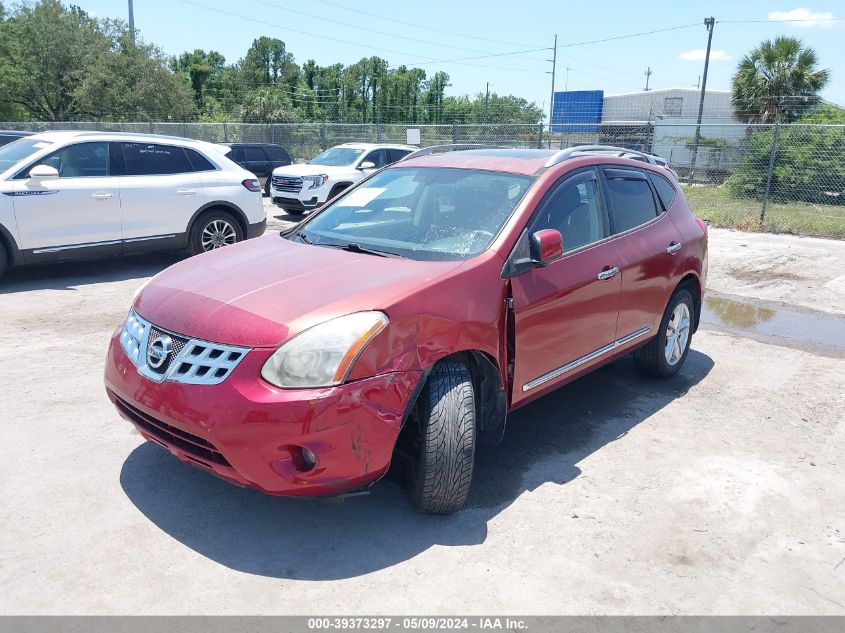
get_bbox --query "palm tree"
[731,36,830,123]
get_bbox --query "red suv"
[105,145,707,514]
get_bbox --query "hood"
[272,163,356,177]
[134,234,462,348]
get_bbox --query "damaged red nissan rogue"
[104,145,707,514]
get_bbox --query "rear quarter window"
[648,172,677,211]
[184,148,217,172]
[264,145,291,162]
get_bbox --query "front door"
[510,168,622,406]
[8,141,122,259]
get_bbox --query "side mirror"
[28,164,59,182]
[529,229,563,266]
[358,161,376,170]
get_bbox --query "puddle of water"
[700,293,845,356]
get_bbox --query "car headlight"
[303,174,329,190]
[261,311,388,388]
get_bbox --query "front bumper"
[269,182,332,210]
[104,331,422,496]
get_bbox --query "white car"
[269,143,416,214]
[0,131,266,279]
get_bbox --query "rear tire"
[0,240,7,279]
[408,360,476,514]
[634,288,694,378]
[188,210,243,256]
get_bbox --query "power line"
[558,23,701,48]
[174,0,546,74]
[309,0,539,49]
[246,0,550,61]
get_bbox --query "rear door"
[600,166,685,342]
[8,141,122,257]
[510,168,622,405]
[116,142,207,242]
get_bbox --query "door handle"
[90,192,113,200]
[176,189,197,196]
[666,242,682,254]
[597,266,620,281]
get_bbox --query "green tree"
[0,0,106,120]
[172,49,226,109]
[731,36,830,123]
[240,87,297,123]
[74,24,196,121]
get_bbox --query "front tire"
[408,360,476,514]
[634,288,694,378]
[188,211,243,256]
[283,207,305,216]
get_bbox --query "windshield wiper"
[324,242,405,258]
[288,230,312,244]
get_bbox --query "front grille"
[145,326,188,376]
[120,311,249,385]
[115,397,231,467]
[272,175,303,193]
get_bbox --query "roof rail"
[400,143,508,162]
[544,145,664,168]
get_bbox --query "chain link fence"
[3,120,844,238]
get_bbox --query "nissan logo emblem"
[147,335,173,370]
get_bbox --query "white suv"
[0,131,266,278]
[269,143,415,215]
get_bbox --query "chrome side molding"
[522,325,653,392]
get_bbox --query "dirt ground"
[1,204,843,615]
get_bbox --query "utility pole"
[688,16,715,185]
[643,67,652,91]
[128,0,135,43]
[484,82,490,123]
[547,34,557,134]
[564,67,571,92]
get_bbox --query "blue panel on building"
[551,90,604,132]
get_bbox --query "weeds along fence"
[4,120,844,238]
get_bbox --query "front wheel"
[188,211,243,256]
[408,360,476,514]
[633,288,694,378]
[0,240,7,279]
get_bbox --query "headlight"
[261,311,388,388]
[303,174,329,189]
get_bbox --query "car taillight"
[242,179,261,192]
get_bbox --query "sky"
[68,0,844,111]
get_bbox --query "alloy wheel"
[201,219,238,251]
[664,302,691,366]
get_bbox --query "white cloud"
[678,49,731,62]
[769,8,838,28]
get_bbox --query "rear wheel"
[408,360,476,514]
[634,288,694,378]
[188,211,243,256]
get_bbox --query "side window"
[387,149,411,164]
[603,168,659,234]
[363,149,388,168]
[244,146,266,162]
[34,142,109,178]
[648,172,676,212]
[264,145,290,162]
[228,146,244,162]
[184,148,217,172]
[531,172,605,253]
[121,143,192,176]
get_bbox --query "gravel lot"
[1,203,843,615]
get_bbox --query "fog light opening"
[298,446,318,471]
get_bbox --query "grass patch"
[683,186,845,240]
